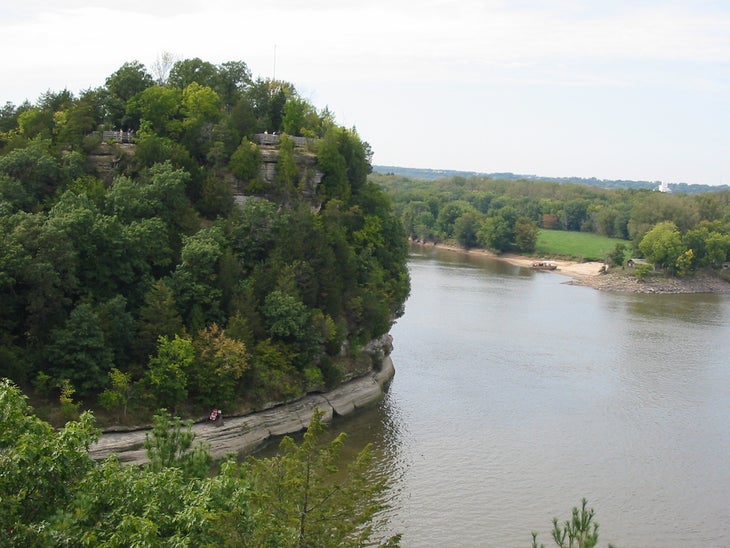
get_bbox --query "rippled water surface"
[318,247,730,547]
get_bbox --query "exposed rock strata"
[89,352,395,465]
[86,143,135,182]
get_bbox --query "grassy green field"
[535,229,628,261]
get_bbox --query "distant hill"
[372,165,730,194]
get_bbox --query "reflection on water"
[261,246,730,547]
[621,292,726,325]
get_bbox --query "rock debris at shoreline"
[567,270,730,294]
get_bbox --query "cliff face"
[87,133,324,204]
[254,134,323,205]
[86,143,135,182]
[257,146,322,200]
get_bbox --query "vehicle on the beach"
[531,261,558,270]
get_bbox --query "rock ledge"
[89,349,395,465]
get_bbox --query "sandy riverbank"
[426,243,605,278]
[422,242,730,294]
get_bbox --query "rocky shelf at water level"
[89,343,395,465]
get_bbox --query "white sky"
[2,0,729,185]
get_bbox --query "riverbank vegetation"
[371,172,730,278]
[0,58,410,426]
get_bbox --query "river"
[265,245,730,547]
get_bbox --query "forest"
[0,56,678,545]
[371,172,730,275]
[0,57,410,425]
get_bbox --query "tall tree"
[136,279,184,362]
[143,335,194,412]
[127,85,182,137]
[247,408,400,547]
[216,60,252,108]
[168,58,218,90]
[190,324,249,407]
[638,221,685,271]
[47,302,114,397]
[150,51,176,85]
[454,211,483,249]
[104,60,154,128]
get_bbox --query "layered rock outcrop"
[90,339,395,465]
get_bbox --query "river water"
[270,246,730,547]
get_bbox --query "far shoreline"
[412,241,730,295]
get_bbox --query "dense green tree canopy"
[0,57,410,422]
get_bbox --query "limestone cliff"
[86,142,135,183]
[251,133,323,205]
[89,335,395,465]
[86,132,323,204]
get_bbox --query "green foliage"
[229,136,261,183]
[0,379,99,545]
[104,60,155,127]
[0,139,61,208]
[276,133,299,199]
[98,367,132,421]
[47,302,114,398]
[180,82,221,158]
[263,289,310,341]
[0,55,412,540]
[135,279,184,363]
[682,223,730,269]
[628,192,700,242]
[283,96,320,136]
[638,221,685,272]
[190,324,248,408]
[437,200,477,240]
[377,171,730,274]
[454,211,483,249]
[317,128,350,202]
[249,338,302,401]
[247,407,400,547]
[0,382,399,546]
[531,499,614,548]
[144,335,194,412]
[127,85,182,137]
[58,378,82,420]
[0,56,409,421]
[143,409,212,478]
[607,243,627,267]
[634,263,653,280]
[514,216,539,252]
[675,248,695,276]
[401,200,436,240]
[478,207,517,251]
[168,57,219,90]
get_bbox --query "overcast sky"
[2,1,729,185]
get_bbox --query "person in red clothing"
[209,408,224,426]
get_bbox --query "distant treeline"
[371,171,730,275]
[373,165,730,194]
